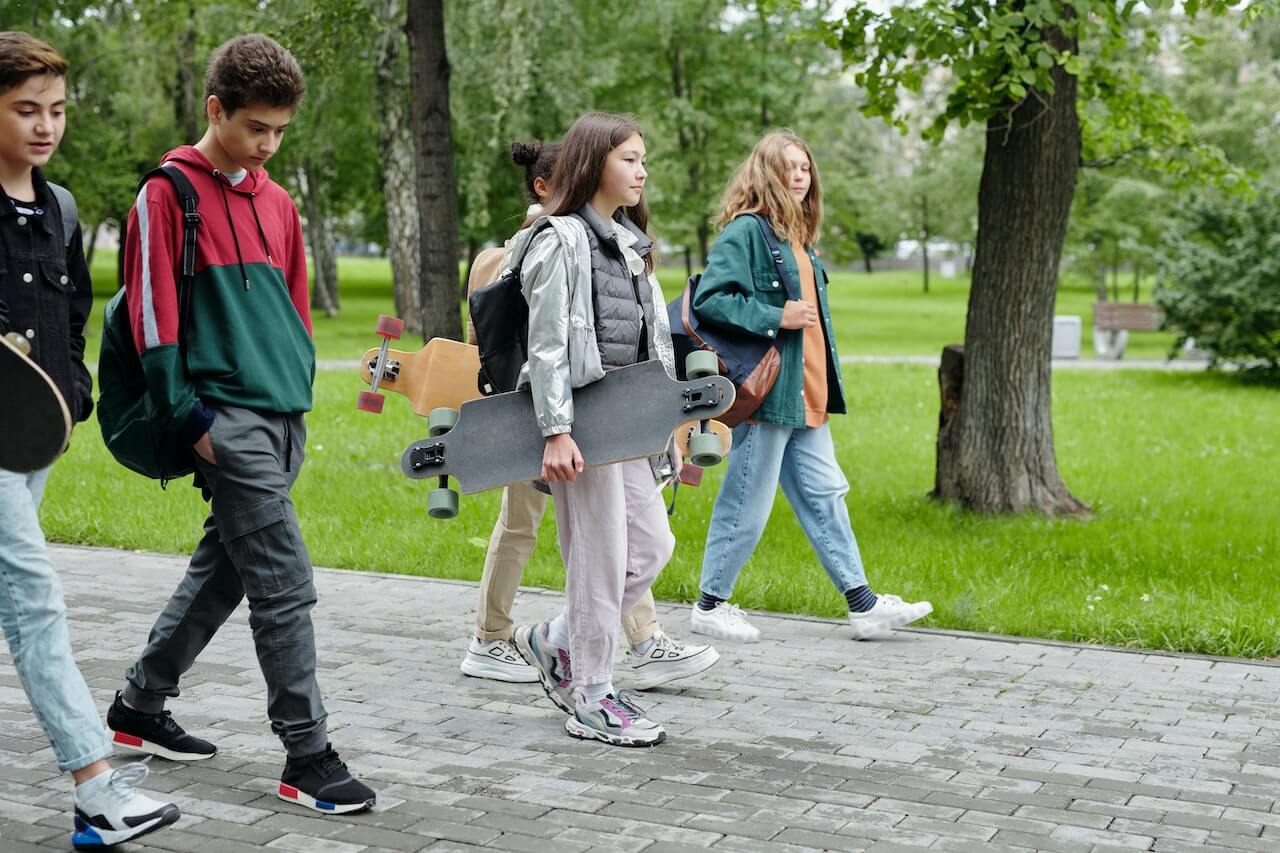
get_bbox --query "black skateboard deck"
[401,359,735,495]
[0,333,71,473]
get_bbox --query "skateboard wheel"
[356,391,385,414]
[428,407,459,436]
[428,487,460,519]
[375,314,405,339]
[688,432,724,467]
[686,350,719,379]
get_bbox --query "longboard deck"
[360,337,481,416]
[0,334,71,473]
[401,360,735,495]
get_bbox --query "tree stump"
[930,344,965,500]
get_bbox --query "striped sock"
[697,592,725,612]
[844,585,878,613]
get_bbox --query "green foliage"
[827,1,1254,188]
[1155,185,1280,373]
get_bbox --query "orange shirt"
[792,241,829,427]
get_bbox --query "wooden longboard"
[401,360,735,495]
[0,333,71,473]
[360,337,482,417]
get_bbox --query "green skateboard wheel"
[685,350,719,379]
[688,431,725,467]
[428,487,459,519]
[428,407,459,436]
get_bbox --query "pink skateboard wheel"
[375,314,405,339]
[357,391,385,414]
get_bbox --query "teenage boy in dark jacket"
[0,31,181,849]
[106,33,376,815]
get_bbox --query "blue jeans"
[0,468,112,772]
[700,422,868,600]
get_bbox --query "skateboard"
[672,419,733,487]
[401,352,733,518]
[357,315,482,416]
[0,332,71,473]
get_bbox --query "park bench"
[1092,301,1162,359]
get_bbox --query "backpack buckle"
[184,211,201,228]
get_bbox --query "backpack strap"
[744,213,800,301]
[135,163,201,356]
[47,182,78,250]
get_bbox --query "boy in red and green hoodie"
[106,34,376,815]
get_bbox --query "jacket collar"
[575,203,652,259]
[0,167,56,238]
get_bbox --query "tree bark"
[297,163,339,318]
[406,0,462,343]
[172,0,201,143]
[375,0,422,334]
[921,193,931,295]
[931,15,1088,517]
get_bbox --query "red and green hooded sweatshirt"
[122,145,315,445]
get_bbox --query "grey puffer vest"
[574,204,656,371]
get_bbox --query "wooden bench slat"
[1093,302,1162,331]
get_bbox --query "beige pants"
[475,479,661,648]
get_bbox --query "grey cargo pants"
[123,404,327,758]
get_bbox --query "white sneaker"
[627,630,720,690]
[690,602,761,643]
[848,594,933,639]
[460,636,539,683]
[565,691,666,747]
[72,761,180,849]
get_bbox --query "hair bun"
[511,141,544,166]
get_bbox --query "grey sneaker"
[460,636,539,683]
[627,630,720,691]
[513,622,575,714]
[566,691,666,747]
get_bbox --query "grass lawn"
[57,251,1274,657]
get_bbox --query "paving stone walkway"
[2,545,1278,853]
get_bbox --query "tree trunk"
[931,18,1088,517]
[85,223,98,268]
[921,194,931,294]
[376,0,422,334]
[697,222,710,267]
[297,163,339,318]
[862,254,873,274]
[173,1,201,143]
[406,0,462,343]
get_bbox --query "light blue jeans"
[0,467,112,772]
[700,422,869,601]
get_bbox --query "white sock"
[74,768,111,799]
[546,613,570,649]
[632,637,655,656]
[581,682,612,705]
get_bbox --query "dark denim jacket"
[0,168,94,422]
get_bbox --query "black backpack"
[97,164,201,483]
[467,221,555,396]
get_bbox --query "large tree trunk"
[172,0,201,143]
[932,18,1088,517]
[406,0,462,343]
[375,0,422,334]
[297,163,339,318]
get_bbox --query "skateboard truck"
[408,442,446,471]
[366,356,401,383]
[680,383,723,414]
[357,314,406,414]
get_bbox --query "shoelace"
[610,691,648,719]
[103,760,151,804]
[877,594,903,607]
[651,631,685,653]
[308,749,348,780]
[720,602,748,623]
[157,710,186,737]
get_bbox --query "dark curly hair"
[204,34,305,117]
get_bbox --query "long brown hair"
[546,111,655,272]
[716,130,822,246]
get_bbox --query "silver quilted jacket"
[503,214,676,438]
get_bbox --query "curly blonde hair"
[716,130,822,246]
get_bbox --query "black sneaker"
[278,744,376,815]
[106,692,217,761]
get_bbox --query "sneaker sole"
[278,783,375,815]
[72,805,180,849]
[849,602,934,640]
[629,646,721,691]
[689,616,761,644]
[460,652,540,683]
[513,627,575,715]
[565,716,666,747]
[109,729,216,761]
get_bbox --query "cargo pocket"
[219,495,311,597]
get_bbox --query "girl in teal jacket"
[689,130,932,643]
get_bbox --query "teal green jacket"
[690,215,846,428]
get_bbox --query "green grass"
[44,363,1278,658]
[86,249,1180,361]
[59,250,1273,658]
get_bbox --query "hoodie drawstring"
[248,193,273,266]
[217,178,251,291]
